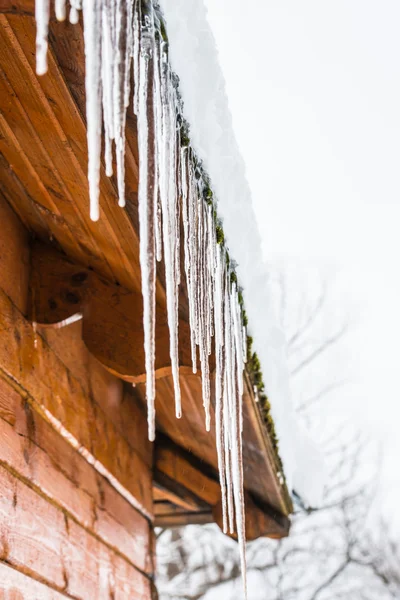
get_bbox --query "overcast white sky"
[204,0,400,525]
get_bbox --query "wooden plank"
[0,195,30,314]
[0,464,69,589]
[37,322,152,469]
[0,377,151,574]
[0,465,151,599]
[213,491,290,541]
[153,483,203,513]
[154,435,220,508]
[0,562,68,599]
[155,510,214,528]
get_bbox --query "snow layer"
[158,0,324,506]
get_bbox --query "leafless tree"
[156,266,399,600]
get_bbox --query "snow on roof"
[159,0,324,508]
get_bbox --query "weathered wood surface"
[0,198,153,517]
[0,196,30,315]
[0,562,68,599]
[0,377,152,574]
[0,282,153,516]
[0,465,151,598]
[0,0,293,528]
[35,319,152,469]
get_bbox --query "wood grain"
[0,284,153,516]
[0,377,152,574]
[0,465,151,599]
[0,562,68,599]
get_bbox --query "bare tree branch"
[290,324,348,377]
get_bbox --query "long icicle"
[137,9,157,441]
[35,0,50,75]
[82,0,103,221]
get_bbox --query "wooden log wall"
[0,196,155,598]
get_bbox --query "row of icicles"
[35,0,248,593]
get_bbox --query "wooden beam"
[153,483,204,513]
[213,491,290,541]
[28,240,196,382]
[155,510,214,528]
[154,434,290,539]
[154,434,221,508]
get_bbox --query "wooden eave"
[0,1,293,539]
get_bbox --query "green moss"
[203,186,213,205]
[159,14,168,43]
[216,226,224,245]
[180,130,190,148]
[230,271,237,285]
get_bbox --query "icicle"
[224,384,235,534]
[181,150,197,373]
[82,0,103,221]
[214,244,228,531]
[186,156,199,374]
[158,52,181,419]
[124,0,134,110]
[132,0,140,116]
[174,128,181,288]
[101,0,115,177]
[152,27,163,263]
[69,0,81,24]
[137,36,157,440]
[35,0,50,75]
[231,355,247,598]
[113,0,128,207]
[55,0,67,22]
[224,280,236,534]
